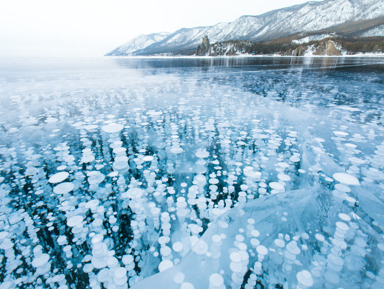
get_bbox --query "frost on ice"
[0,57,384,288]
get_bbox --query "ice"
[0,57,383,288]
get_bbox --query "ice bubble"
[333,131,349,137]
[143,155,154,162]
[53,182,74,194]
[194,174,206,183]
[345,196,357,204]
[338,213,351,222]
[238,243,247,252]
[338,106,360,112]
[49,172,69,184]
[328,254,344,271]
[290,155,301,162]
[296,270,314,287]
[333,173,360,186]
[107,256,118,268]
[230,261,243,273]
[86,199,100,210]
[158,236,170,245]
[230,252,242,263]
[101,123,124,133]
[334,184,351,193]
[212,234,222,244]
[81,154,95,164]
[158,259,173,272]
[250,238,260,247]
[192,239,208,255]
[0,281,13,289]
[336,222,349,232]
[195,148,209,158]
[57,236,67,245]
[209,273,224,287]
[32,253,49,268]
[251,229,260,238]
[67,215,83,227]
[348,157,366,165]
[160,246,172,257]
[274,239,285,248]
[83,263,94,273]
[97,268,110,283]
[277,162,289,168]
[122,254,134,265]
[315,234,325,242]
[125,188,143,199]
[324,270,340,284]
[113,160,128,170]
[174,272,185,284]
[286,241,300,255]
[0,231,9,240]
[180,283,194,289]
[114,267,127,285]
[170,146,183,154]
[269,182,285,191]
[172,242,183,253]
[108,171,118,177]
[377,243,384,251]
[278,174,291,181]
[257,245,268,256]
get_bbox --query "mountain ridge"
[106,0,384,56]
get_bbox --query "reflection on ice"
[0,57,383,288]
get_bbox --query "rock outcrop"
[196,36,211,56]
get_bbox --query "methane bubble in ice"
[333,173,360,185]
[48,172,69,184]
[32,254,50,268]
[158,260,174,272]
[53,182,74,194]
[67,215,84,227]
[101,123,124,133]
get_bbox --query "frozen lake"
[0,56,384,288]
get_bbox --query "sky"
[0,0,323,57]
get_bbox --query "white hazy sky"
[0,0,322,57]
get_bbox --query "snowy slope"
[108,0,384,56]
[106,32,170,56]
[359,24,384,37]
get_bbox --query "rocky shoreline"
[195,36,384,57]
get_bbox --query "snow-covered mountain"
[105,32,170,56]
[107,0,384,56]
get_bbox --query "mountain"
[105,32,170,56]
[106,0,384,56]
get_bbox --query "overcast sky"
[0,0,322,57]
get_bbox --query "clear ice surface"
[0,57,384,288]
